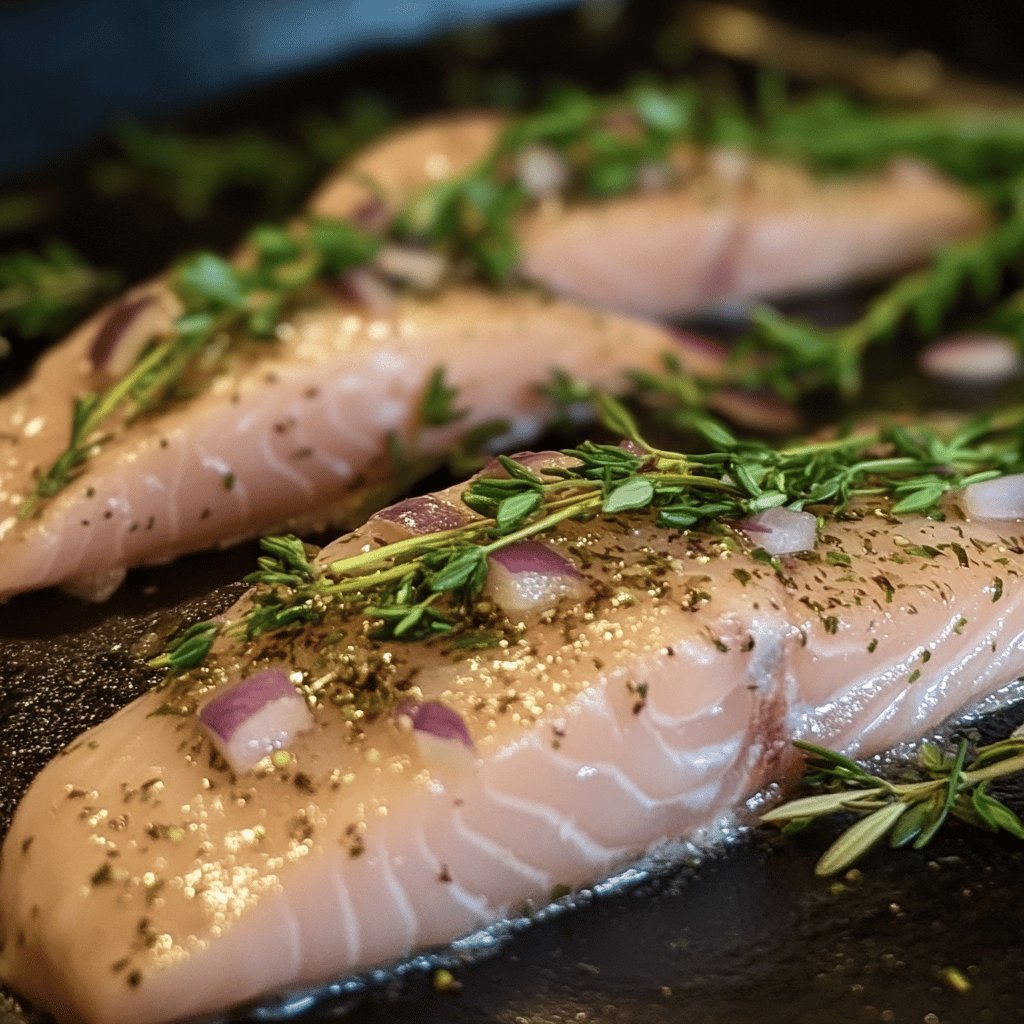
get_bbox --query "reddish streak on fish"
[310,116,990,317]
[2,463,1023,1023]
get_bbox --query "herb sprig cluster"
[764,735,1024,875]
[153,397,1024,672]
[23,78,1024,512]
[0,243,119,352]
[19,219,380,515]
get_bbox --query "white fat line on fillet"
[448,808,552,892]
[479,752,626,869]
[326,853,364,969]
[545,739,721,818]
[162,428,194,547]
[280,401,358,484]
[411,816,492,922]
[630,700,734,793]
[850,624,1024,755]
[266,880,305,983]
[196,444,252,527]
[252,417,318,499]
[370,838,421,954]
[794,611,1024,748]
[550,690,729,808]
[319,397,381,469]
[587,679,745,792]
[31,504,84,587]
[322,384,399,464]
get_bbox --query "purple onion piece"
[740,507,817,556]
[352,195,393,232]
[371,494,465,535]
[334,268,397,314]
[963,473,1024,521]
[396,700,475,751]
[89,295,157,374]
[490,540,584,579]
[374,244,448,291]
[486,541,590,614]
[515,144,570,199]
[670,330,730,378]
[919,333,1022,386]
[479,451,566,478]
[198,668,313,772]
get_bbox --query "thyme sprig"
[0,243,119,349]
[19,219,380,515]
[92,98,396,220]
[732,197,1024,399]
[152,397,1024,672]
[764,735,1024,876]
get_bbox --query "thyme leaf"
[764,735,1024,875]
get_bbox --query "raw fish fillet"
[0,289,678,600]
[0,113,986,601]
[2,458,1022,1023]
[311,114,990,316]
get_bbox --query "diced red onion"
[516,144,570,200]
[962,473,1024,521]
[919,333,1021,385]
[371,494,466,535]
[89,295,160,376]
[485,541,590,614]
[198,668,313,773]
[741,507,817,556]
[479,450,570,478]
[352,195,393,232]
[671,330,731,378]
[335,268,397,314]
[395,700,476,773]
[374,244,448,291]
[710,388,799,435]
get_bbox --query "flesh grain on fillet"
[2,456,1022,1023]
[310,113,990,316]
[0,288,679,600]
[0,113,987,601]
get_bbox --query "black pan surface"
[4,4,1024,1022]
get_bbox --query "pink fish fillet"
[0,287,682,600]
[0,113,987,602]
[310,113,990,316]
[2,458,1022,1023]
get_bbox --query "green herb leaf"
[603,476,655,514]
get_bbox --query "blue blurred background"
[0,0,577,176]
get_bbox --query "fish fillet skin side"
[2,465,1023,1023]
[310,114,990,317]
[0,288,678,600]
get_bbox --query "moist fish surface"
[2,457,1022,1024]
[0,108,986,602]
[0,288,683,601]
[310,113,989,316]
